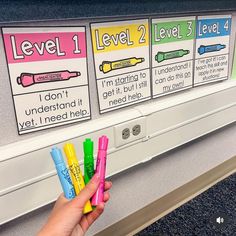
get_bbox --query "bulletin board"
[0,0,236,224]
[0,13,233,141]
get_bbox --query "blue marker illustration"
[198,44,226,55]
[51,147,76,199]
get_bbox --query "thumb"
[69,174,100,210]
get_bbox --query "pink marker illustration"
[17,70,80,87]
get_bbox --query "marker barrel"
[51,147,75,200]
[64,143,93,214]
[155,49,189,63]
[91,136,109,206]
[99,57,144,73]
[84,138,94,185]
[198,44,226,55]
[17,70,80,87]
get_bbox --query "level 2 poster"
[2,27,91,134]
[194,15,231,86]
[91,19,151,113]
[151,16,196,98]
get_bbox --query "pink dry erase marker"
[17,70,80,87]
[91,135,109,206]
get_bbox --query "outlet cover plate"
[114,117,146,147]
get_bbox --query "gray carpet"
[136,173,236,236]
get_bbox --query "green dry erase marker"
[84,138,94,184]
[155,49,189,63]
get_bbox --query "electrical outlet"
[132,124,141,136]
[122,128,130,139]
[114,117,146,147]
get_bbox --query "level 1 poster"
[2,27,91,134]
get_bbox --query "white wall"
[0,13,236,224]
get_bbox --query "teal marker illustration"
[198,44,226,55]
[155,49,190,63]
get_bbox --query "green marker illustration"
[83,138,94,185]
[155,49,190,63]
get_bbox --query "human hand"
[38,174,112,236]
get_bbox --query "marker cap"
[98,135,109,151]
[156,52,164,63]
[51,147,64,165]
[64,143,78,164]
[138,58,145,63]
[83,138,93,155]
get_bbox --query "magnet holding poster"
[91,19,151,113]
[151,16,196,98]
[2,27,91,134]
[194,15,231,86]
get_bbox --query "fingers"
[104,191,110,202]
[88,203,105,224]
[53,180,111,212]
[80,187,111,231]
[49,194,69,218]
[54,194,69,208]
[69,174,100,209]
[104,181,112,191]
[49,182,96,230]
[40,178,112,236]
[80,203,105,232]
[104,181,112,202]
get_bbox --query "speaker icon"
[211,212,228,229]
[216,217,224,224]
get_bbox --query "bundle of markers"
[50,135,109,214]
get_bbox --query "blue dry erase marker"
[51,147,76,199]
[198,44,226,55]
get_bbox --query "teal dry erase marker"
[198,44,226,55]
[51,147,76,199]
[83,138,94,185]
